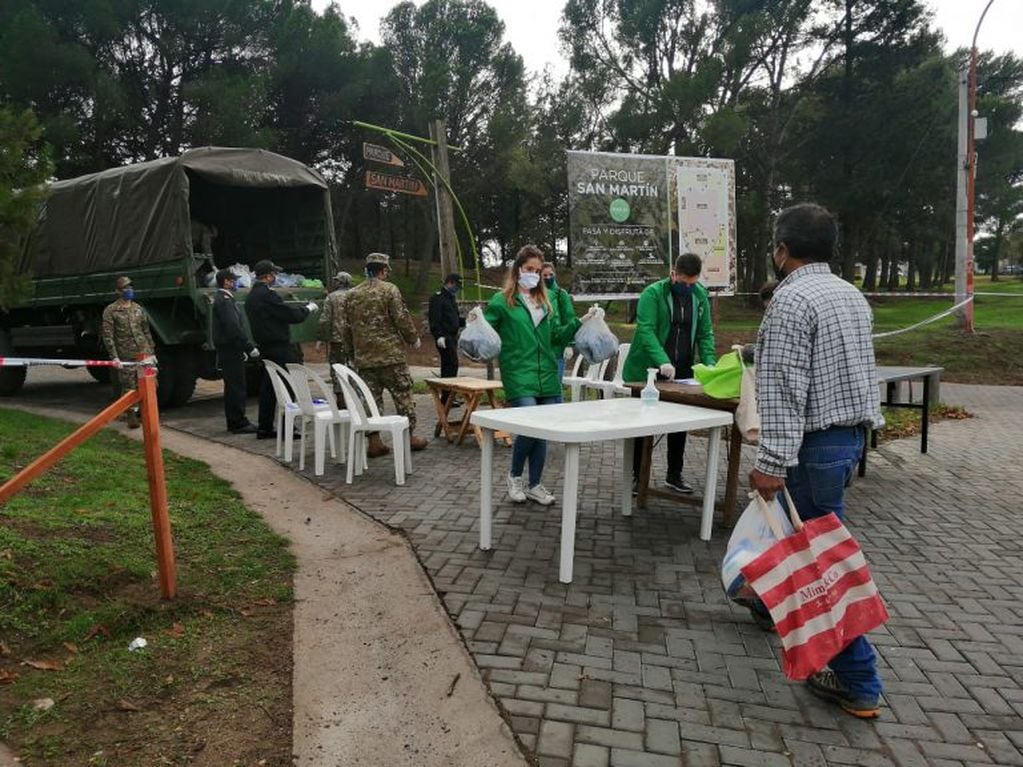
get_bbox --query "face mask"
[671,281,693,298]
[447,284,460,295]
[226,281,236,292]
[544,276,556,289]
[121,288,135,301]
[773,255,787,282]
[518,272,540,290]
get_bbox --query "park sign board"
[363,142,404,167]
[365,169,428,197]
[566,150,736,299]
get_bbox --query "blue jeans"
[556,357,566,382]
[781,426,881,701]
[508,394,562,487]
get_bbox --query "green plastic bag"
[693,350,742,399]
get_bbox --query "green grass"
[0,408,295,764]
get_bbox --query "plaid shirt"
[754,262,883,476]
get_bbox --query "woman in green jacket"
[541,262,576,380]
[479,245,589,506]
[622,253,717,494]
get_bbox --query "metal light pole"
[957,0,996,332]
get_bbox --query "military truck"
[0,147,338,407]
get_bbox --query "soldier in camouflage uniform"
[339,253,428,455]
[101,276,156,428]
[316,271,353,397]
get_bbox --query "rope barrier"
[0,357,155,368]
[871,297,974,339]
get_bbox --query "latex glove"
[142,355,158,366]
[659,363,676,380]
[563,347,573,361]
[582,305,604,322]
[315,341,323,352]
[305,301,319,313]
[437,337,447,350]
[247,347,260,360]
[413,338,422,350]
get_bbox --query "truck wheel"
[155,347,198,409]
[0,332,26,396]
[87,366,111,384]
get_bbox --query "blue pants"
[508,394,562,487]
[556,357,566,382]
[781,426,881,700]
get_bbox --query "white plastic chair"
[262,360,302,462]
[589,343,632,399]
[287,363,351,475]
[332,363,412,486]
[565,357,610,401]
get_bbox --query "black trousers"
[437,341,459,403]
[633,432,688,481]
[257,344,299,434]
[217,346,250,431]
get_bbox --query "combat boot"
[409,435,429,451]
[367,433,391,457]
[125,409,140,429]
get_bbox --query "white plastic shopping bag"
[457,307,502,361]
[574,309,618,364]
[721,490,797,603]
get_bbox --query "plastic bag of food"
[573,308,619,365]
[457,307,502,361]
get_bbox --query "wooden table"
[471,398,732,583]
[625,382,744,527]
[426,377,511,446]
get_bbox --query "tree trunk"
[990,216,1006,282]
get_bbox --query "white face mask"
[518,272,540,290]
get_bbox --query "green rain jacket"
[485,291,581,401]
[547,283,576,357]
[621,279,717,383]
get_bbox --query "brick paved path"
[15,371,1022,766]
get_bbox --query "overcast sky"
[317,0,1022,78]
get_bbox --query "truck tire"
[0,332,26,397]
[155,346,198,409]
[87,365,111,384]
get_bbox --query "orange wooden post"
[138,369,177,599]
[0,389,140,504]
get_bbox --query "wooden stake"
[138,370,177,599]
[430,119,458,276]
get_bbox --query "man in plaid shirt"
[749,203,885,718]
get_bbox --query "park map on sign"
[675,165,731,289]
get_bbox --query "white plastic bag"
[733,344,760,443]
[458,307,502,361]
[573,309,618,365]
[721,491,798,603]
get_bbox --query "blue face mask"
[121,288,135,301]
[671,281,693,298]
[447,284,460,295]
[544,276,556,289]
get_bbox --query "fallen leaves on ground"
[63,642,79,654]
[84,624,111,642]
[0,670,20,684]
[22,659,62,671]
[163,623,185,638]
[117,699,141,712]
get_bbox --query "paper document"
[673,378,700,386]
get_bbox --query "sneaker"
[228,423,258,434]
[664,476,694,494]
[525,484,556,506]
[125,409,140,429]
[806,669,881,719]
[507,473,526,503]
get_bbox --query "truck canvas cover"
[22,147,335,278]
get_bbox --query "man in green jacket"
[541,262,575,380]
[622,253,717,493]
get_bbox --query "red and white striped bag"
[740,490,889,680]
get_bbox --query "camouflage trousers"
[327,344,348,395]
[357,363,416,432]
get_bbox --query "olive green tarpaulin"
[21,147,337,278]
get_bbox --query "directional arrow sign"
[363,142,404,167]
[365,170,428,197]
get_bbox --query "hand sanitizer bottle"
[641,368,660,405]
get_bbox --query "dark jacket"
[212,289,255,352]
[244,281,309,350]
[428,288,464,342]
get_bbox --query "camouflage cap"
[115,276,132,290]
[365,252,390,266]
[334,271,353,287]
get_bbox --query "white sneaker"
[507,473,527,503]
[525,483,556,506]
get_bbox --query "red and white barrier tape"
[0,357,155,368]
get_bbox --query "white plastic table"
[470,398,734,583]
